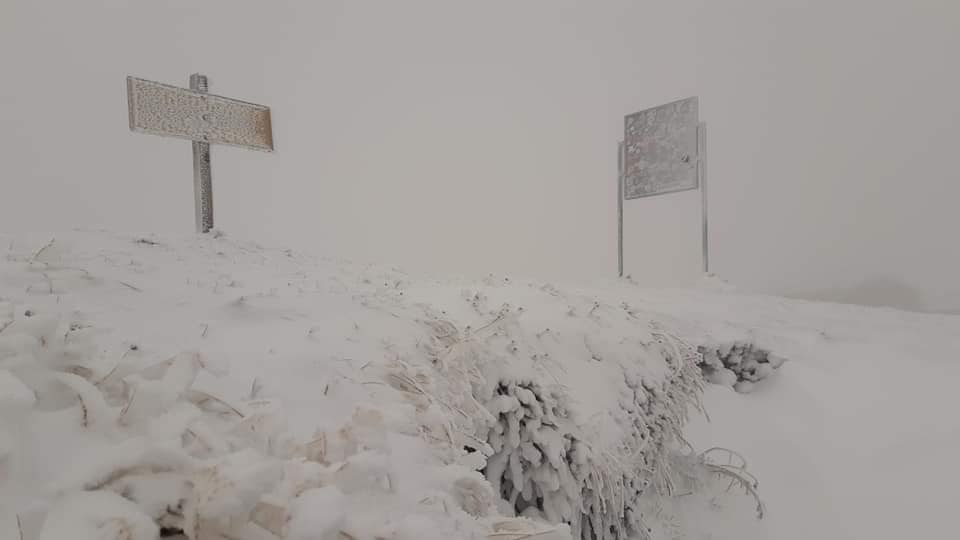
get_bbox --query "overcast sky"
[2,0,958,313]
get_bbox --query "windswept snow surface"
[619,288,960,539]
[0,230,958,539]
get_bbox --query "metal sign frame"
[618,97,708,277]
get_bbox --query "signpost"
[618,97,707,276]
[126,74,274,233]
[617,141,625,278]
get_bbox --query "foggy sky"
[2,0,958,313]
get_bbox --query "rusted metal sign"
[126,76,274,151]
[623,96,698,199]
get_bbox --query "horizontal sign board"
[126,76,274,151]
[623,96,698,199]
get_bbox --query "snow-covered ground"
[1,230,958,539]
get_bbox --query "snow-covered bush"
[411,302,707,540]
[697,342,786,392]
[479,333,704,540]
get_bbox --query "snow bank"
[0,232,721,540]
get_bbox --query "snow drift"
[6,230,955,540]
[0,231,740,540]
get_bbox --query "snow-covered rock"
[698,341,786,391]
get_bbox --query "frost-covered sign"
[126,74,274,233]
[623,97,698,199]
[126,77,274,151]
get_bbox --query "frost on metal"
[623,97,698,199]
[192,139,214,233]
[126,76,274,151]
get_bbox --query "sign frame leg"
[698,121,708,274]
[617,141,625,278]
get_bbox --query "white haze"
[1,0,958,313]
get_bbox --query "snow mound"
[0,232,720,540]
[698,342,786,393]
